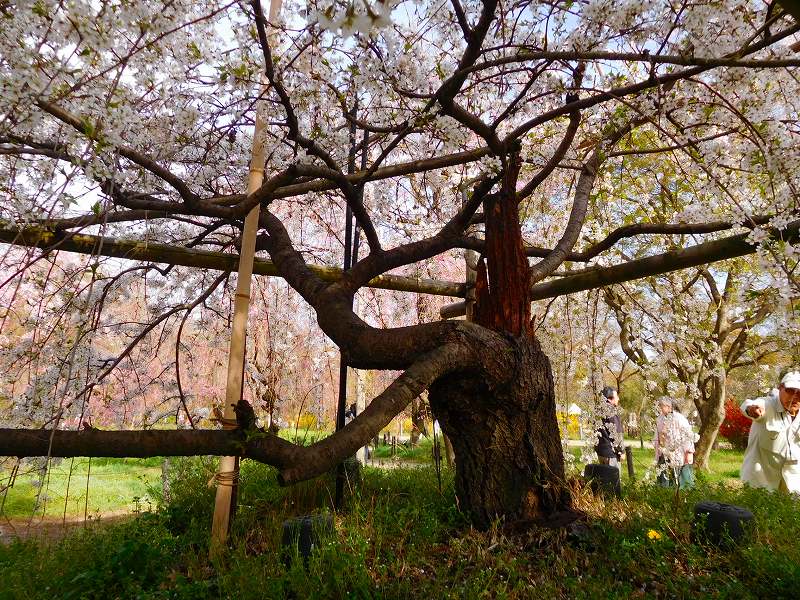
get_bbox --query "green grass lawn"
[278,427,330,446]
[370,436,436,462]
[0,427,331,521]
[2,460,798,599]
[371,434,746,486]
[1,431,746,522]
[1,457,162,519]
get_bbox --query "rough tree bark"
[693,374,727,470]
[429,337,568,527]
[409,397,427,446]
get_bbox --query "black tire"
[281,514,335,568]
[583,463,621,497]
[692,501,753,547]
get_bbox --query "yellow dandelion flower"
[647,529,662,540]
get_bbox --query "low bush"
[719,399,752,450]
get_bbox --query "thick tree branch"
[332,176,498,296]
[0,337,490,484]
[212,147,492,204]
[280,341,478,482]
[457,216,766,262]
[0,428,301,470]
[527,221,800,300]
[441,220,800,317]
[0,226,464,297]
[451,0,471,39]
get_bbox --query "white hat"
[780,371,800,390]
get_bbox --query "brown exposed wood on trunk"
[472,257,492,327]
[440,153,569,527]
[429,337,569,528]
[473,154,532,336]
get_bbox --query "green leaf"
[187,41,201,60]
[32,0,49,18]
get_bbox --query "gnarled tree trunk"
[430,331,569,528]
[426,152,571,527]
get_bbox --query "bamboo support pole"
[210,0,283,554]
[209,128,266,552]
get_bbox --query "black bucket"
[583,463,621,497]
[281,514,335,568]
[692,501,753,547]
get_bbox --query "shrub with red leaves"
[719,398,752,450]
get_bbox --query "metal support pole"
[335,100,360,509]
[625,445,635,480]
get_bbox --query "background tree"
[604,260,783,468]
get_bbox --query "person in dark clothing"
[595,386,624,466]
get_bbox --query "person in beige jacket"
[654,397,697,489]
[740,370,800,493]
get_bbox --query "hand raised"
[747,405,764,419]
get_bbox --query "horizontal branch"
[0,428,300,470]
[215,147,491,204]
[0,226,465,297]
[469,49,800,76]
[0,335,495,484]
[527,223,798,299]
[440,220,800,318]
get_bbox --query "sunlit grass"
[369,436,435,462]
[1,457,162,519]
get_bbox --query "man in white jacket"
[740,369,800,493]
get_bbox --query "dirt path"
[367,458,432,470]
[0,510,133,544]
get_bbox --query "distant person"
[595,386,623,467]
[740,369,800,493]
[654,397,696,489]
[344,402,357,424]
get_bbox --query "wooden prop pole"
[210,0,283,554]
[209,130,265,552]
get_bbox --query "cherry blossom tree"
[603,260,784,468]
[2,0,800,527]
